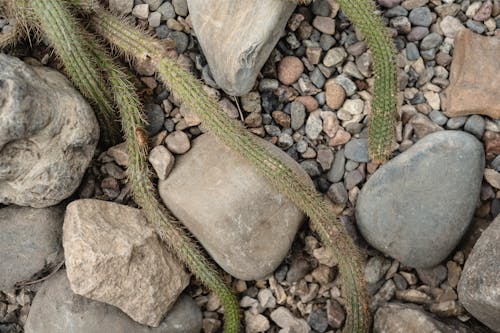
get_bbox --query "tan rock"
[187,0,295,95]
[63,199,190,327]
[278,56,304,85]
[325,80,346,109]
[444,30,500,119]
[159,134,311,280]
[295,95,319,112]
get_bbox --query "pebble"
[344,138,370,162]
[406,42,420,60]
[312,16,335,35]
[148,12,161,27]
[132,4,149,19]
[295,96,319,112]
[464,115,486,139]
[305,112,323,140]
[407,26,429,41]
[440,16,465,38]
[148,145,175,180]
[334,75,357,96]
[278,56,304,85]
[172,0,188,16]
[446,116,467,130]
[429,110,447,126]
[409,7,433,26]
[420,33,443,50]
[307,309,328,333]
[241,92,262,113]
[291,102,306,130]
[157,2,176,20]
[328,149,346,183]
[323,47,347,67]
[109,0,133,14]
[245,312,270,333]
[416,265,447,287]
[270,307,311,333]
[327,182,348,204]
[325,80,346,109]
[165,131,191,154]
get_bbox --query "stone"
[0,206,63,289]
[291,101,306,130]
[439,16,465,38]
[148,145,175,180]
[325,80,346,109]
[270,307,311,333]
[187,0,295,95]
[356,131,484,268]
[0,54,99,208]
[344,138,370,163]
[464,115,486,139]
[109,0,133,14]
[312,16,335,35]
[458,215,500,332]
[408,7,433,26]
[305,112,323,140]
[245,312,270,333]
[374,302,471,333]
[165,131,191,154]
[444,30,500,119]
[159,134,311,280]
[323,47,347,67]
[278,56,304,85]
[25,271,201,333]
[63,199,190,326]
[484,168,500,189]
[172,0,189,16]
[416,265,447,287]
[241,92,262,113]
[409,114,443,139]
[327,182,348,204]
[132,4,150,19]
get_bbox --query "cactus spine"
[87,5,370,332]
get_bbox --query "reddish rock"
[325,80,346,110]
[278,56,304,85]
[329,128,351,146]
[444,30,500,119]
[484,131,500,159]
[295,95,319,112]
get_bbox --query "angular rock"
[159,134,311,280]
[0,54,99,208]
[444,30,500,119]
[24,271,202,333]
[0,206,64,289]
[187,0,295,95]
[458,215,500,332]
[149,145,175,180]
[63,199,190,326]
[356,131,484,268]
[374,302,472,333]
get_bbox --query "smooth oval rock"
[24,270,202,333]
[159,134,312,280]
[0,54,99,208]
[458,215,500,332]
[0,206,64,289]
[64,199,190,327]
[356,131,484,268]
[187,0,295,95]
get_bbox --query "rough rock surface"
[444,30,500,119]
[187,0,295,95]
[63,199,190,327]
[0,206,64,289]
[24,271,202,333]
[458,215,500,332]
[356,131,484,268]
[159,134,311,280]
[374,302,472,333]
[0,54,99,208]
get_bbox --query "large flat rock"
[444,29,500,119]
[0,54,99,208]
[187,0,295,95]
[24,270,202,333]
[64,199,190,327]
[356,131,484,268]
[159,134,311,280]
[0,205,64,289]
[458,215,500,332]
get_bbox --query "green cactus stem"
[84,5,370,332]
[29,0,120,145]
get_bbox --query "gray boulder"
[64,199,190,327]
[356,131,484,268]
[458,215,500,332]
[24,270,202,333]
[187,0,295,95]
[0,205,64,289]
[0,54,99,208]
[159,134,311,280]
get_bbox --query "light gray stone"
[344,138,370,163]
[25,271,201,333]
[109,0,134,14]
[458,215,500,332]
[187,0,295,95]
[0,206,63,289]
[63,199,190,327]
[0,54,99,208]
[374,302,472,333]
[159,134,311,280]
[356,131,484,268]
[149,145,175,180]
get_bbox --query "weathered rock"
[374,302,472,333]
[458,215,500,332]
[356,131,484,268]
[25,271,202,333]
[63,199,190,327]
[444,30,500,119]
[0,54,99,208]
[159,134,311,280]
[187,0,295,95]
[0,206,64,289]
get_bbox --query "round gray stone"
[356,131,484,268]
[344,138,370,163]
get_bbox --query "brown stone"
[278,56,304,85]
[312,16,335,35]
[325,80,346,109]
[295,95,319,112]
[444,30,500,119]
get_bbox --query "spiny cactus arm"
[93,48,241,333]
[336,0,398,162]
[84,6,370,332]
[29,0,120,145]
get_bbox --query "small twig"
[232,96,245,122]
[15,260,65,287]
